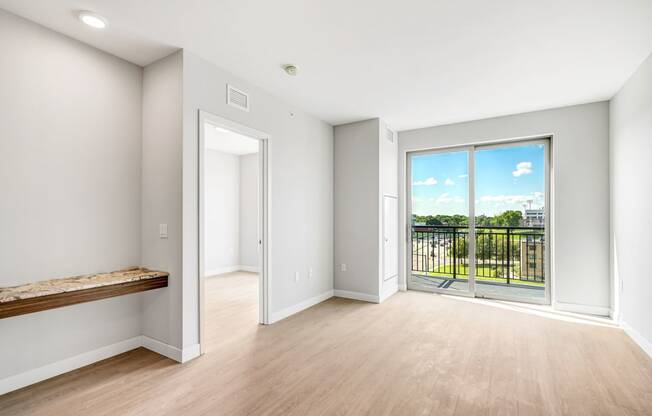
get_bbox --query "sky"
[411,144,545,217]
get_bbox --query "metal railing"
[412,225,545,285]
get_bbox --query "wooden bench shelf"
[0,267,168,319]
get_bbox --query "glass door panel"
[408,149,472,294]
[473,141,548,303]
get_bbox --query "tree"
[494,210,523,227]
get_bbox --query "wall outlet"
[295,271,300,283]
[159,224,168,239]
[340,263,347,272]
[309,267,313,279]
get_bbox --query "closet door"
[383,195,398,281]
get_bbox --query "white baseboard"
[398,283,407,291]
[622,321,652,358]
[333,289,379,303]
[0,336,141,396]
[205,265,259,277]
[554,301,611,317]
[379,281,398,303]
[141,335,183,362]
[0,335,200,396]
[270,290,333,323]
[205,265,240,277]
[181,343,201,363]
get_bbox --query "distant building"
[519,240,544,281]
[524,208,545,227]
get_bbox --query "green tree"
[494,210,523,227]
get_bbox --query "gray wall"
[610,53,652,351]
[181,51,333,345]
[239,153,259,270]
[398,102,611,313]
[334,119,380,296]
[0,10,143,378]
[141,51,184,350]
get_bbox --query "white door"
[383,195,398,281]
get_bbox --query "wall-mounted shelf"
[0,267,168,319]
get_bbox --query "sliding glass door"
[408,139,550,304]
[408,147,474,296]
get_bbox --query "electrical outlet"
[341,264,347,272]
[295,271,300,283]
[309,267,313,279]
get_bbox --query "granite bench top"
[0,267,169,303]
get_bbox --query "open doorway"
[198,111,270,355]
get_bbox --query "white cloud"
[478,192,544,205]
[444,178,455,186]
[436,193,464,204]
[458,174,468,178]
[413,177,437,186]
[512,161,533,177]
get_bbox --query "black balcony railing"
[412,225,545,286]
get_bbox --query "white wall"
[334,120,380,298]
[141,51,184,351]
[204,150,240,275]
[239,153,259,270]
[610,53,652,355]
[0,10,143,379]
[182,51,333,343]
[398,102,611,314]
[333,118,399,302]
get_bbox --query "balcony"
[411,225,545,300]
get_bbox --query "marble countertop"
[0,267,169,303]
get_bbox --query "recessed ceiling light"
[78,11,108,29]
[282,64,298,76]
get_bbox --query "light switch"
[159,224,168,239]
[341,263,347,272]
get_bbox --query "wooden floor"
[1,272,651,415]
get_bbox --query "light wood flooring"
[1,271,651,415]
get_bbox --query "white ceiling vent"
[386,128,395,143]
[227,84,249,112]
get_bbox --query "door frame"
[198,110,271,355]
[405,137,551,305]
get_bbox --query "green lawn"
[424,264,544,287]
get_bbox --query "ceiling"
[205,124,259,155]
[2,0,652,131]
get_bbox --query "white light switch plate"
[159,224,168,239]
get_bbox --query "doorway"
[198,111,270,354]
[407,138,550,304]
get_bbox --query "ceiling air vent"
[386,128,395,143]
[226,84,249,112]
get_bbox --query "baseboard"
[0,336,142,396]
[398,283,407,291]
[379,281,398,303]
[622,321,652,358]
[204,265,240,277]
[141,335,183,362]
[270,290,333,323]
[181,343,201,363]
[205,265,259,277]
[333,289,379,303]
[0,335,200,396]
[554,301,611,317]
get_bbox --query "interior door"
[383,195,398,281]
